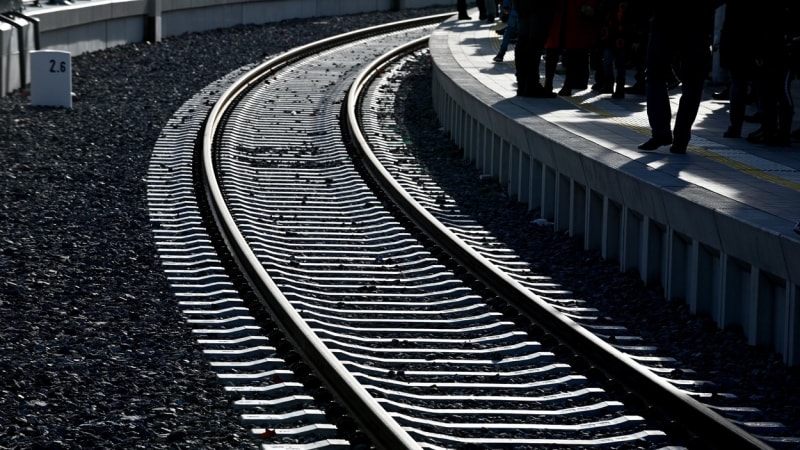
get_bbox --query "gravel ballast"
[1,6,798,449]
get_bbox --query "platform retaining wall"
[429,22,800,366]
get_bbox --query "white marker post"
[30,50,72,108]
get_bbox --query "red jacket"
[545,0,598,49]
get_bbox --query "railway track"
[148,13,784,449]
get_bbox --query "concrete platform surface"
[441,12,800,232]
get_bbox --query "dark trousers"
[545,48,590,91]
[603,46,626,90]
[759,62,794,138]
[514,4,556,94]
[644,33,710,146]
[457,0,487,16]
[727,69,750,135]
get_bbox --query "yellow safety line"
[569,98,800,191]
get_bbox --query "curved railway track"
[148,13,785,449]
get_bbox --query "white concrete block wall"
[3,0,447,94]
[0,21,12,96]
[0,14,34,95]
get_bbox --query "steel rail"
[199,13,453,450]
[344,36,774,450]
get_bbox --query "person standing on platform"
[718,1,765,139]
[637,0,723,154]
[597,0,633,99]
[790,7,800,143]
[513,0,558,97]
[493,0,518,62]
[745,1,794,146]
[624,1,651,95]
[457,0,489,21]
[543,0,597,97]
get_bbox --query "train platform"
[430,11,800,363]
[437,12,800,233]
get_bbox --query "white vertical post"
[147,0,162,43]
[30,50,71,108]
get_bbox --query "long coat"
[545,0,598,49]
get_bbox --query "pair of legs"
[638,34,709,154]
[750,63,794,146]
[513,2,557,97]
[494,12,518,61]
[544,48,590,96]
[457,0,489,20]
[602,46,626,98]
[723,69,750,138]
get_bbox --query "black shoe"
[746,127,764,143]
[520,84,557,98]
[712,87,730,100]
[493,55,503,62]
[611,87,624,99]
[638,137,672,151]
[765,134,791,147]
[723,127,741,138]
[486,15,495,23]
[458,14,471,20]
[745,128,789,146]
[669,144,687,154]
[529,89,557,98]
[558,87,572,97]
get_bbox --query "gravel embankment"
[0,8,452,449]
[1,6,798,450]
